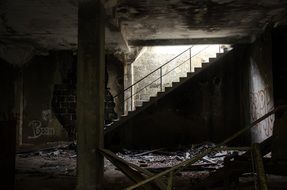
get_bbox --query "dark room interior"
[1,0,287,189]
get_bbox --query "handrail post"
[130,87,133,111]
[160,67,163,92]
[189,48,192,72]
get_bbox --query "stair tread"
[216,53,223,57]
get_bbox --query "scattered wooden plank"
[99,148,167,190]
[134,148,165,157]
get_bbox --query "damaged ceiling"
[0,0,287,59]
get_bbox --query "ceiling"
[0,0,286,57]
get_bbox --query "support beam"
[128,36,252,46]
[77,0,105,189]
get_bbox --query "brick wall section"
[51,51,77,140]
[52,84,76,140]
[51,52,122,140]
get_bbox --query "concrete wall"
[108,47,247,149]
[0,58,16,189]
[107,35,275,148]
[248,33,274,143]
[22,52,124,142]
[272,26,287,161]
[0,59,15,113]
[22,53,68,144]
[129,45,223,108]
[106,54,124,115]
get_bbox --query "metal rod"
[113,46,194,98]
[123,58,190,103]
[119,46,212,106]
[130,88,133,111]
[125,106,287,190]
[160,67,162,92]
[189,48,192,72]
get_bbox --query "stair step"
[216,53,224,58]
[135,105,142,110]
[172,82,179,87]
[187,72,194,77]
[149,96,156,102]
[112,117,120,122]
[209,57,216,62]
[165,87,172,92]
[105,122,114,127]
[194,67,201,73]
[201,62,209,68]
[120,115,128,120]
[142,101,149,107]
[179,77,186,82]
[157,91,164,96]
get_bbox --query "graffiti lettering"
[28,120,55,139]
[250,86,274,137]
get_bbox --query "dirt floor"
[15,142,287,190]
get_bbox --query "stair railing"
[125,105,287,190]
[113,45,213,112]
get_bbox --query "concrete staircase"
[105,49,227,134]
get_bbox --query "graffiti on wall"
[27,120,55,139]
[28,109,55,139]
[250,86,274,137]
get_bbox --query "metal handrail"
[113,46,194,99]
[125,105,287,189]
[122,57,191,104]
[115,45,212,111]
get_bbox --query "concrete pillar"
[15,68,24,146]
[0,61,16,190]
[124,59,134,114]
[77,0,105,189]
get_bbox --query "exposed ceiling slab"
[0,0,286,55]
[118,0,287,44]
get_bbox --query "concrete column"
[77,0,105,189]
[124,60,134,114]
[15,68,24,146]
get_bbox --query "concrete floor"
[15,144,287,190]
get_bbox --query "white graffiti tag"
[28,120,55,139]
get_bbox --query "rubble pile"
[115,142,245,173]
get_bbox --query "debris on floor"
[16,141,245,188]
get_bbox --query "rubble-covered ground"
[15,142,287,190]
